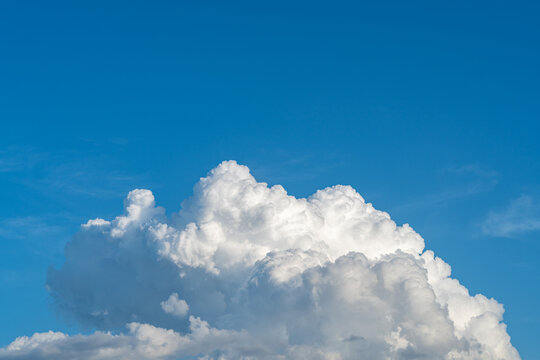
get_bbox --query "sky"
[0,0,539,358]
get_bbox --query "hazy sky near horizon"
[1,1,539,358]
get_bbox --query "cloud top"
[1,161,520,359]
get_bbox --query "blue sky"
[1,0,539,358]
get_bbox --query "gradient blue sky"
[1,0,539,357]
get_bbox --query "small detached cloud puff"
[161,293,189,318]
[0,161,520,360]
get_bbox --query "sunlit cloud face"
[0,161,520,359]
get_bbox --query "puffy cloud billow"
[0,161,520,359]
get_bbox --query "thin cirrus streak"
[0,161,520,359]
[482,195,540,237]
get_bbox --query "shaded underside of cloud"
[0,161,520,359]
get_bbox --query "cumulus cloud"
[161,293,189,318]
[0,317,248,360]
[482,195,540,237]
[0,161,520,359]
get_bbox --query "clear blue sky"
[1,0,539,357]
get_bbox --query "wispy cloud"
[444,165,499,179]
[0,214,73,263]
[247,149,345,188]
[481,195,540,237]
[0,145,145,199]
[26,161,142,198]
[0,146,47,173]
[0,216,64,240]
[395,165,499,211]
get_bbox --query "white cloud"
[482,195,540,237]
[161,293,189,318]
[0,317,248,360]
[0,161,520,359]
[82,218,111,228]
